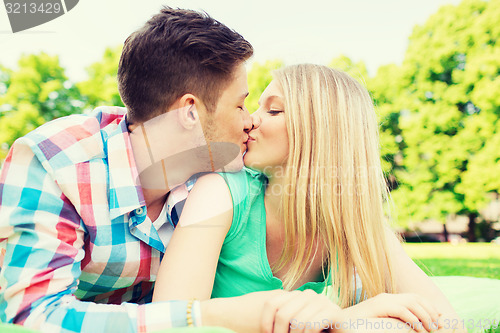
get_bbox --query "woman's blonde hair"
[273,64,397,307]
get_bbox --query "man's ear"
[177,93,200,130]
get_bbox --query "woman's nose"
[250,112,261,129]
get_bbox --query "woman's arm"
[386,230,467,333]
[257,291,441,333]
[201,290,289,333]
[153,173,233,302]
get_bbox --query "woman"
[153,64,463,332]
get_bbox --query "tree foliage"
[77,46,124,111]
[246,60,284,113]
[329,55,369,84]
[375,0,500,237]
[0,53,83,160]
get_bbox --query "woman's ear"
[177,94,200,130]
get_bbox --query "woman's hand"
[340,293,442,332]
[385,230,466,332]
[260,289,342,333]
[260,291,442,333]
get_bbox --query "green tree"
[0,53,83,161]
[0,65,12,100]
[77,46,124,111]
[246,60,284,113]
[329,54,369,85]
[369,64,407,193]
[383,0,500,240]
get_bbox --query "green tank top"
[211,168,327,298]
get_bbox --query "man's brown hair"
[118,7,253,123]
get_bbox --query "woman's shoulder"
[215,168,267,244]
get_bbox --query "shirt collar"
[106,114,146,220]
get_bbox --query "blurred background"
[0,0,499,279]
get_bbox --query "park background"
[0,0,498,279]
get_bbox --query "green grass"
[403,243,500,279]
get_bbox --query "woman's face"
[244,80,289,175]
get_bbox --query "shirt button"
[135,207,144,215]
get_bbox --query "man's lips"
[243,138,254,149]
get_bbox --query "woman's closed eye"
[267,110,284,116]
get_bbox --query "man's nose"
[243,108,253,132]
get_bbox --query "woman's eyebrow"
[258,95,283,107]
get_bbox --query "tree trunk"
[467,213,478,242]
[443,223,449,242]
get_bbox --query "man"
[0,6,259,332]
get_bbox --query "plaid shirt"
[0,106,201,332]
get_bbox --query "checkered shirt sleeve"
[0,108,201,332]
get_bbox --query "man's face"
[198,63,252,171]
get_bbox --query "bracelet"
[186,299,195,327]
